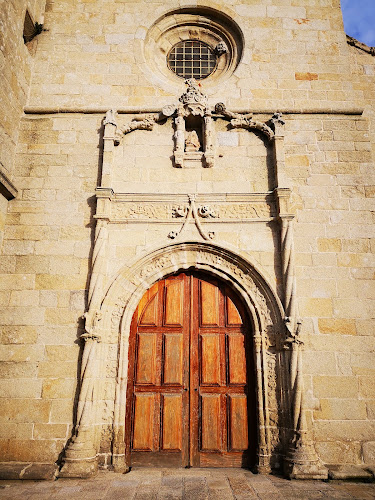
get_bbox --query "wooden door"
[125,272,256,468]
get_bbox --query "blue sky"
[341,0,375,46]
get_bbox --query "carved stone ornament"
[168,194,215,241]
[214,41,228,56]
[214,102,275,140]
[107,80,279,169]
[178,78,208,116]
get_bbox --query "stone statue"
[185,130,200,152]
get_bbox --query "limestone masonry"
[0,0,374,481]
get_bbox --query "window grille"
[167,40,217,80]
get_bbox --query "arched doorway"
[125,271,257,469]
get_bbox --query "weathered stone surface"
[0,0,374,479]
[328,465,373,480]
[363,441,375,465]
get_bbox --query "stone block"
[1,439,65,462]
[33,424,69,440]
[315,441,362,466]
[299,297,333,317]
[0,326,38,344]
[42,378,76,399]
[303,351,338,375]
[318,318,356,335]
[359,377,375,398]
[45,345,79,362]
[363,441,375,464]
[314,399,367,420]
[313,376,358,398]
[0,307,45,326]
[38,361,77,378]
[314,421,375,442]
[328,465,373,480]
[0,379,42,399]
[0,399,51,424]
[50,400,74,424]
[317,238,341,252]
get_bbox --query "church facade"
[0,0,374,480]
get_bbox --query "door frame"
[60,242,286,477]
[125,272,258,469]
[109,242,285,474]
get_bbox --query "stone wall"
[0,0,374,475]
[0,0,46,248]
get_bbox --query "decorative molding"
[23,106,365,116]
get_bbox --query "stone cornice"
[0,165,18,200]
[23,106,364,116]
[346,35,375,56]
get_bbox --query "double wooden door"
[125,272,256,468]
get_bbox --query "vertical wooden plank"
[162,394,182,450]
[227,334,247,385]
[136,333,156,384]
[200,394,221,451]
[226,296,242,325]
[200,334,221,385]
[132,393,154,450]
[228,395,248,451]
[200,280,219,326]
[190,274,200,466]
[163,334,183,385]
[164,279,183,326]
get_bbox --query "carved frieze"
[109,195,276,223]
[111,203,172,220]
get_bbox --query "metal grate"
[167,40,217,80]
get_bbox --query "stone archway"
[60,241,288,478]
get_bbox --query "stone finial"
[104,109,118,127]
[179,78,208,115]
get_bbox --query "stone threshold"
[0,462,374,481]
[0,462,57,480]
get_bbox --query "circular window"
[142,8,244,91]
[167,40,217,80]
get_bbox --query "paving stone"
[183,476,209,500]
[0,469,374,499]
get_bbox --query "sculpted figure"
[185,130,200,152]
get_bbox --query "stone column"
[59,325,102,478]
[277,201,328,479]
[254,334,271,473]
[203,110,214,168]
[59,112,114,477]
[174,105,185,168]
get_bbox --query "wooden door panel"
[200,334,221,386]
[162,394,182,451]
[227,334,247,385]
[132,393,155,451]
[135,333,157,385]
[228,395,249,451]
[139,284,159,326]
[200,394,221,451]
[226,296,242,325]
[164,279,184,326]
[127,272,255,469]
[163,334,183,385]
[200,280,220,326]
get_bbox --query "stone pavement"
[0,468,374,500]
